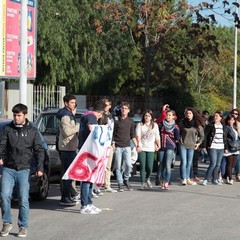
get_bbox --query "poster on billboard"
[0,0,36,79]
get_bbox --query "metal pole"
[233,0,238,109]
[0,80,5,118]
[19,0,28,105]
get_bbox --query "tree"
[95,1,193,99]
[37,0,101,92]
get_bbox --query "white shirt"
[136,122,160,152]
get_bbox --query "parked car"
[0,120,50,201]
[34,108,86,175]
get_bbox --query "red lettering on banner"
[68,152,99,180]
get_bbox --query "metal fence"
[86,95,163,118]
[32,85,65,121]
[32,88,163,121]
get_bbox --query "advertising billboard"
[0,0,36,79]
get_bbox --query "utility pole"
[19,0,28,105]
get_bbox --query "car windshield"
[37,114,59,135]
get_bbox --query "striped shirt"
[210,123,224,149]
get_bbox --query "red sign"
[0,0,36,79]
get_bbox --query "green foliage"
[192,92,232,113]
[35,0,240,111]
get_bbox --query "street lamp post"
[19,0,28,105]
[233,0,238,109]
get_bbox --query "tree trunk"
[144,46,151,109]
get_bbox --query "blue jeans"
[235,154,240,174]
[200,149,208,160]
[221,156,226,177]
[179,145,194,180]
[60,151,77,199]
[114,147,131,184]
[159,149,174,182]
[1,168,30,228]
[81,181,93,207]
[156,151,162,178]
[205,148,224,180]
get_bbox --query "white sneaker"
[80,205,99,214]
[92,191,99,198]
[146,179,153,188]
[105,187,117,193]
[89,204,102,213]
[187,179,197,186]
[182,179,187,185]
[228,179,234,185]
[212,180,222,186]
[218,177,224,183]
[200,179,208,186]
[72,193,80,203]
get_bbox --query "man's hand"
[36,171,43,177]
[72,107,77,116]
[89,125,95,132]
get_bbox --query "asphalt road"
[3,160,240,240]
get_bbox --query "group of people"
[1,95,240,237]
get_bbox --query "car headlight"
[48,145,56,150]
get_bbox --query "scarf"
[182,118,195,128]
[163,119,176,132]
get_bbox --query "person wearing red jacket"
[156,104,177,125]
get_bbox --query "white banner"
[62,121,114,185]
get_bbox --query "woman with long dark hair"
[178,107,204,185]
[136,110,160,190]
[223,115,239,184]
[201,111,226,186]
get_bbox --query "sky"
[188,0,237,27]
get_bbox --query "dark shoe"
[155,176,161,186]
[17,227,27,238]
[236,175,240,182]
[0,223,13,237]
[59,197,76,206]
[123,179,133,191]
[117,183,124,192]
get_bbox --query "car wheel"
[30,172,49,201]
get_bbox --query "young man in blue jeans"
[78,100,106,214]
[113,102,138,192]
[0,103,44,237]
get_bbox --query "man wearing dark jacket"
[0,103,44,238]
[57,94,80,206]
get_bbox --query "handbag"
[228,140,240,151]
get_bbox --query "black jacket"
[224,125,240,151]
[202,122,227,149]
[0,120,45,171]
